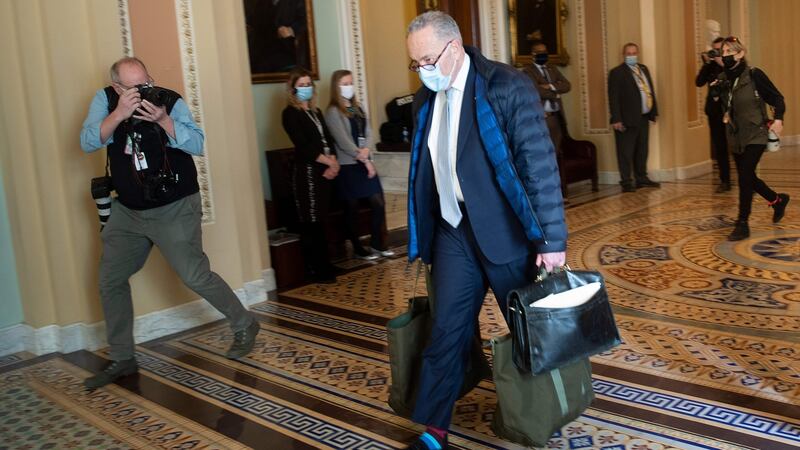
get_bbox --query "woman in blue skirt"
[325,70,394,259]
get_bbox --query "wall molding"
[337,0,369,113]
[576,0,610,135]
[688,0,704,129]
[598,158,713,185]
[478,0,510,63]
[0,270,275,357]
[175,0,215,223]
[118,0,133,56]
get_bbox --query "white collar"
[449,52,471,92]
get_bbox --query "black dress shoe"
[727,221,750,241]
[772,193,790,223]
[636,179,661,188]
[84,358,138,389]
[226,319,260,359]
[715,182,731,193]
[622,185,636,193]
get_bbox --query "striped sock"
[418,431,445,449]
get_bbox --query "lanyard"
[304,109,330,155]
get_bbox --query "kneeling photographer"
[79,57,259,390]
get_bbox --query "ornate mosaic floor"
[2,154,799,449]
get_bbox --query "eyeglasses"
[115,78,154,91]
[409,40,453,72]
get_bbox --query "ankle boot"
[772,193,790,223]
[728,221,750,241]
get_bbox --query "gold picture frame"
[509,0,570,67]
[244,0,319,84]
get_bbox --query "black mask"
[534,53,548,65]
[722,55,738,69]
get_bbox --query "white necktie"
[437,91,462,228]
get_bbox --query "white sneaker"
[354,249,379,261]
[376,249,395,257]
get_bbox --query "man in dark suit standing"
[523,40,571,195]
[403,11,567,450]
[608,42,661,192]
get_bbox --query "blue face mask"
[418,46,453,92]
[625,55,638,66]
[296,86,313,101]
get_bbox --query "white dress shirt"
[428,53,471,202]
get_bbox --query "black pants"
[343,193,386,251]
[614,114,650,187]
[708,111,730,184]
[733,144,777,222]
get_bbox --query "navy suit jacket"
[411,55,565,265]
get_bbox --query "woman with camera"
[717,36,789,241]
[325,70,394,260]
[282,67,339,283]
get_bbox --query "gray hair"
[407,11,462,42]
[109,57,148,83]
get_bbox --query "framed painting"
[243,0,319,84]
[508,0,570,66]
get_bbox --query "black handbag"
[507,268,621,375]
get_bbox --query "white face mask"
[340,85,355,100]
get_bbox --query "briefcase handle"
[534,264,570,283]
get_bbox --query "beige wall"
[560,0,711,179]
[0,0,268,329]
[361,0,420,135]
[750,0,798,137]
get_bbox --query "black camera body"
[707,49,720,58]
[135,83,177,107]
[143,169,179,203]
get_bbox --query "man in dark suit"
[608,42,661,192]
[523,40,571,194]
[403,11,567,450]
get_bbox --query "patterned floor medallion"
[572,185,800,333]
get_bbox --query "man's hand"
[536,251,566,273]
[611,122,626,132]
[133,100,168,124]
[113,87,141,121]
[134,100,175,139]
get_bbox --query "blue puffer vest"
[407,46,567,262]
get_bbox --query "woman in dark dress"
[281,67,339,283]
[325,69,394,259]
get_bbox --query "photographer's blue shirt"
[80,89,205,155]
